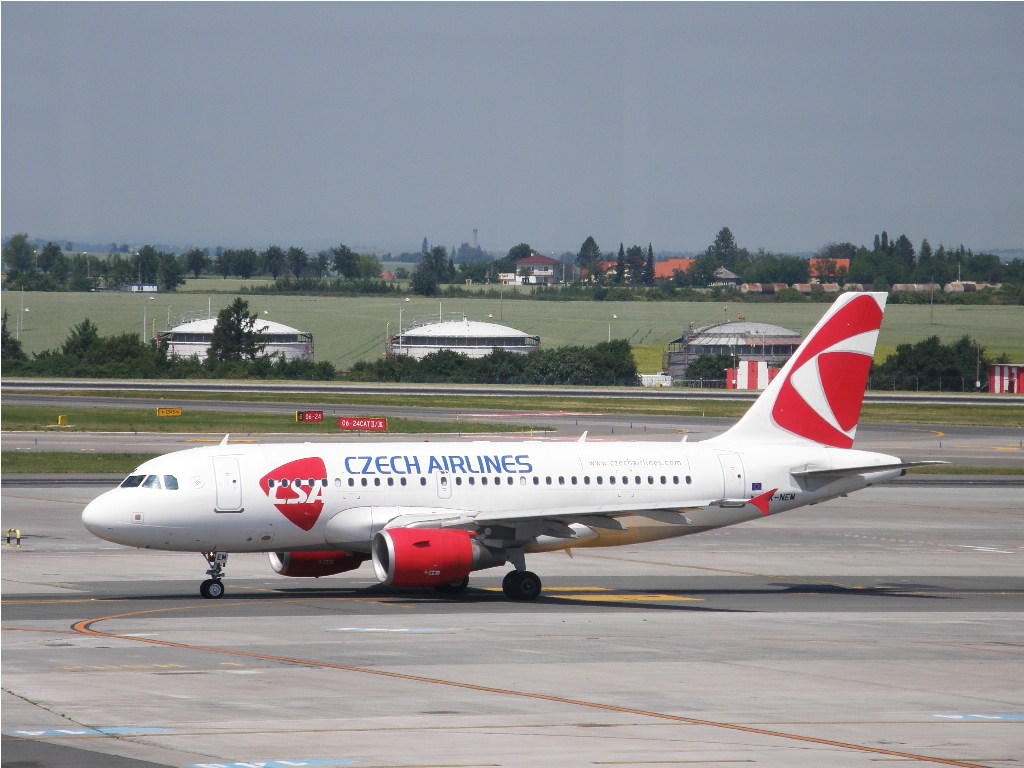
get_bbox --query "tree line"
[0,299,639,387]
[4,228,1022,304]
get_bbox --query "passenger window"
[120,475,145,488]
[142,475,163,489]
[597,477,603,485]
[163,475,179,490]
[481,477,488,486]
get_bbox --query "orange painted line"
[71,601,989,768]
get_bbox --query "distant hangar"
[665,320,802,380]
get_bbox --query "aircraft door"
[213,457,243,512]
[718,453,745,498]
[436,470,452,499]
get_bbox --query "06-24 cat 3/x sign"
[338,417,388,432]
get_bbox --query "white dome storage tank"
[159,317,313,361]
[390,315,539,360]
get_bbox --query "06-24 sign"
[338,417,387,432]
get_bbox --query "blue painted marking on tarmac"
[9,727,170,737]
[933,714,1024,721]
[190,761,357,768]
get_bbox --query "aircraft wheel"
[434,577,470,594]
[200,579,225,599]
[502,570,542,601]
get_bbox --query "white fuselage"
[82,438,902,555]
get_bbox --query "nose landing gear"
[200,551,227,599]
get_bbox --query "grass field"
[5,285,1023,372]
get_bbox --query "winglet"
[220,434,230,446]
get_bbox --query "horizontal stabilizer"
[791,461,947,479]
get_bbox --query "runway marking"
[480,587,703,603]
[71,602,991,768]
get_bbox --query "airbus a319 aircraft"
[83,291,932,601]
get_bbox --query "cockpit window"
[120,475,146,488]
[142,475,163,489]
[163,475,179,490]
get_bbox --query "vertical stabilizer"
[709,291,887,448]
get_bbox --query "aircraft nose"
[82,493,120,538]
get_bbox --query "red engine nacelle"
[269,550,368,578]
[372,528,478,588]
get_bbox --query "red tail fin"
[711,292,886,448]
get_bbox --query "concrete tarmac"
[2,479,1022,768]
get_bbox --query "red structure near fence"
[989,363,1024,394]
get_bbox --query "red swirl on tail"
[770,294,883,448]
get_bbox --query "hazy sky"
[3,3,1022,255]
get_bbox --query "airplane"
[82,291,935,601]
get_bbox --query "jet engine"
[371,528,502,588]
[269,550,368,578]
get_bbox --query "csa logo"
[259,457,327,531]
[771,294,882,449]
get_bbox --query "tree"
[644,243,655,286]
[61,318,101,358]
[233,249,260,279]
[1,309,27,361]
[624,245,646,284]
[158,252,186,291]
[331,244,359,279]
[575,235,602,273]
[287,246,308,278]
[313,251,330,279]
[215,249,235,278]
[892,234,915,272]
[615,243,625,284]
[708,227,742,268]
[3,233,36,276]
[261,245,286,279]
[357,254,383,279]
[183,248,210,279]
[136,245,161,283]
[685,354,732,382]
[208,298,265,362]
[37,242,63,273]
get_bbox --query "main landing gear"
[200,551,227,599]
[502,569,542,601]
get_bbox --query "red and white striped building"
[726,360,782,391]
[989,363,1023,395]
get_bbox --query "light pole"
[608,314,617,343]
[398,297,410,351]
[143,296,154,340]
